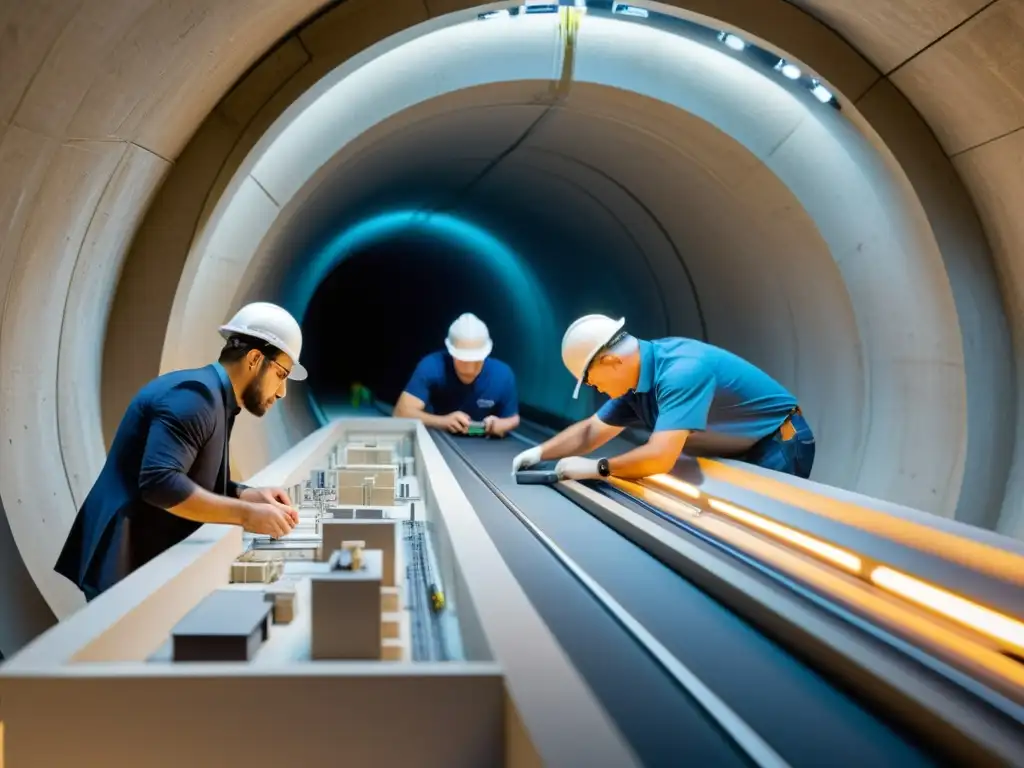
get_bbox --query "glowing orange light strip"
[707,498,862,573]
[870,566,1024,651]
[646,473,701,499]
[624,475,1024,650]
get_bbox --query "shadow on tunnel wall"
[0,499,56,655]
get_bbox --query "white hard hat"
[219,302,307,381]
[561,314,626,399]
[445,313,493,362]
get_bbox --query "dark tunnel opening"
[302,230,533,415]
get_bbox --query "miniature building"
[264,581,297,624]
[336,465,397,490]
[345,444,394,465]
[171,590,273,662]
[310,549,384,660]
[381,586,400,613]
[326,507,385,520]
[230,553,283,584]
[321,519,399,586]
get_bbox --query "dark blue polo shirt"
[597,338,797,441]
[403,351,518,421]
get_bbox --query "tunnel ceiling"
[2,0,1023,644]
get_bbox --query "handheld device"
[515,469,561,485]
[467,421,487,437]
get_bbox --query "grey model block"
[515,469,561,485]
[172,590,273,662]
[355,508,384,520]
[320,519,398,586]
[310,549,384,660]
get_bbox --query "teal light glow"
[286,209,557,424]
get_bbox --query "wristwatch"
[597,457,611,477]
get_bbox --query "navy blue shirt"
[55,363,243,597]
[598,338,797,441]
[403,351,518,421]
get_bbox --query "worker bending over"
[513,314,814,481]
[394,313,520,437]
[55,302,306,601]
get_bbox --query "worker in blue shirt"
[512,314,814,481]
[394,313,520,437]
[54,302,307,601]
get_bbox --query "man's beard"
[241,371,273,416]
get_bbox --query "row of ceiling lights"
[717,30,837,106]
[478,3,839,109]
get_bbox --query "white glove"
[555,457,601,480]
[512,445,543,475]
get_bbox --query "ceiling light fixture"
[523,2,560,13]
[717,31,746,51]
[612,2,649,17]
[810,79,834,104]
[775,59,801,80]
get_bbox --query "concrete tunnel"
[1,0,1023,658]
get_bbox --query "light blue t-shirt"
[403,351,518,421]
[597,338,797,441]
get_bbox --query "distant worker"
[55,302,307,601]
[394,313,520,437]
[512,314,813,481]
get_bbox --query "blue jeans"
[739,411,815,479]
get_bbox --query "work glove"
[512,445,543,475]
[555,456,601,481]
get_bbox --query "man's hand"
[242,502,297,538]
[483,415,505,437]
[240,486,299,524]
[555,456,601,480]
[440,411,472,434]
[511,445,543,475]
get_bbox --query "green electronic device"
[467,421,487,437]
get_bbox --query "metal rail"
[437,432,791,768]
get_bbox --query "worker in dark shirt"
[394,313,520,436]
[55,302,308,601]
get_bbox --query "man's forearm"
[607,442,678,479]
[394,404,447,430]
[415,411,451,430]
[495,414,520,434]
[540,420,594,460]
[167,486,250,527]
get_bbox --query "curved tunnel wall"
[0,0,1018,643]
[168,11,975,515]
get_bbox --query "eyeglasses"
[265,357,292,380]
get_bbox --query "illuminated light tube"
[645,473,701,500]
[708,499,862,573]
[871,567,1024,651]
